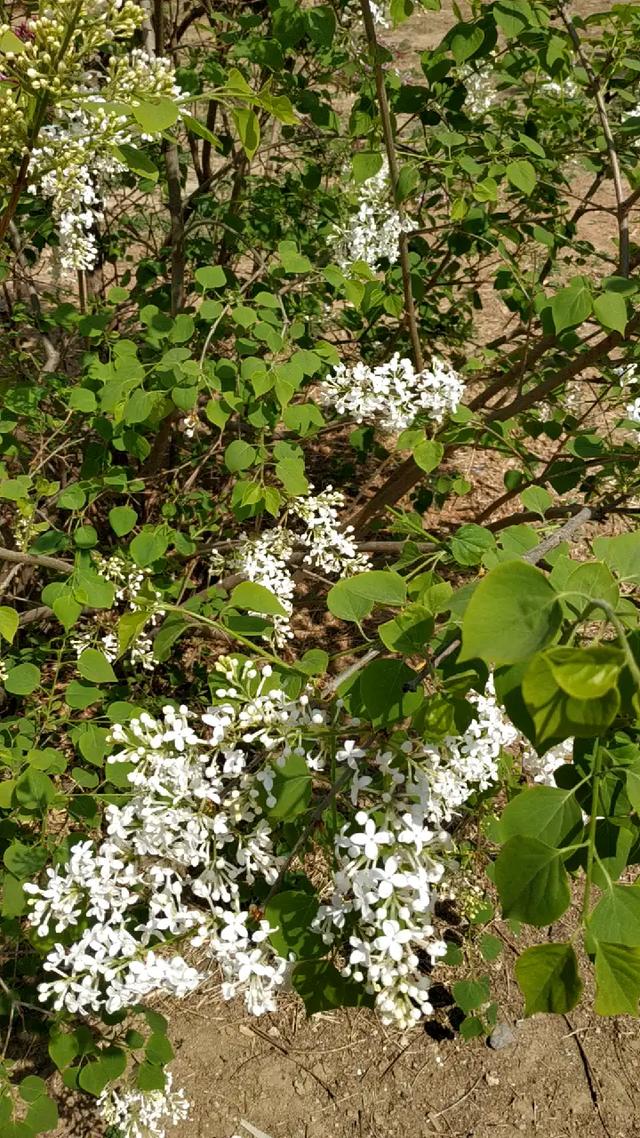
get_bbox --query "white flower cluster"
[29,108,128,270]
[22,29,182,270]
[329,160,416,269]
[522,738,573,787]
[313,679,518,1028]
[227,488,369,644]
[68,554,162,671]
[26,659,518,1032]
[27,664,322,1017]
[322,352,465,432]
[460,62,498,116]
[98,1073,190,1138]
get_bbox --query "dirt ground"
[46,2,640,1136]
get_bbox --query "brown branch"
[0,547,72,574]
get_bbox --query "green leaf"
[13,768,55,811]
[449,524,495,567]
[132,97,180,133]
[563,560,620,612]
[515,943,582,1015]
[73,566,115,609]
[0,475,32,500]
[25,1095,58,1133]
[450,22,485,62]
[275,457,308,495]
[65,680,103,709]
[114,143,159,183]
[53,593,83,631]
[58,484,86,510]
[522,651,620,751]
[551,282,592,333]
[5,663,41,695]
[499,785,583,848]
[594,941,640,1015]
[277,241,312,274]
[592,531,640,585]
[506,159,536,196]
[306,4,336,45]
[0,605,18,643]
[451,976,490,1014]
[590,886,640,947]
[545,645,623,700]
[593,291,627,335]
[195,265,226,290]
[117,610,149,657]
[352,151,383,185]
[266,753,312,820]
[136,1062,167,1092]
[232,107,260,157]
[460,1016,484,1039]
[0,28,27,52]
[328,570,406,623]
[479,933,503,962]
[460,561,561,665]
[413,439,444,473]
[145,1033,173,1064]
[130,528,168,567]
[78,1047,127,1096]
[494,836,570,926]
[78,649,117,684]
[265,891,325,959]
[19,1076,46,1103]
[3,840,47,879]
[49,1030,80,1071]
[359,658,422,724]
[378,604,433,654]
[109,506,138,536]
[292,960,374,1014]
[224,439,257,473]
[520,486,552,517]
[297,648,329,675]
[230,581,288,618]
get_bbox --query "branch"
[0,547,72,574]
[558,1,629,275]
[359,0,423,370]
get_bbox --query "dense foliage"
[1,0,640,1133]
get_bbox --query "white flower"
[349,812,393,860]
[373,918,414,962]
